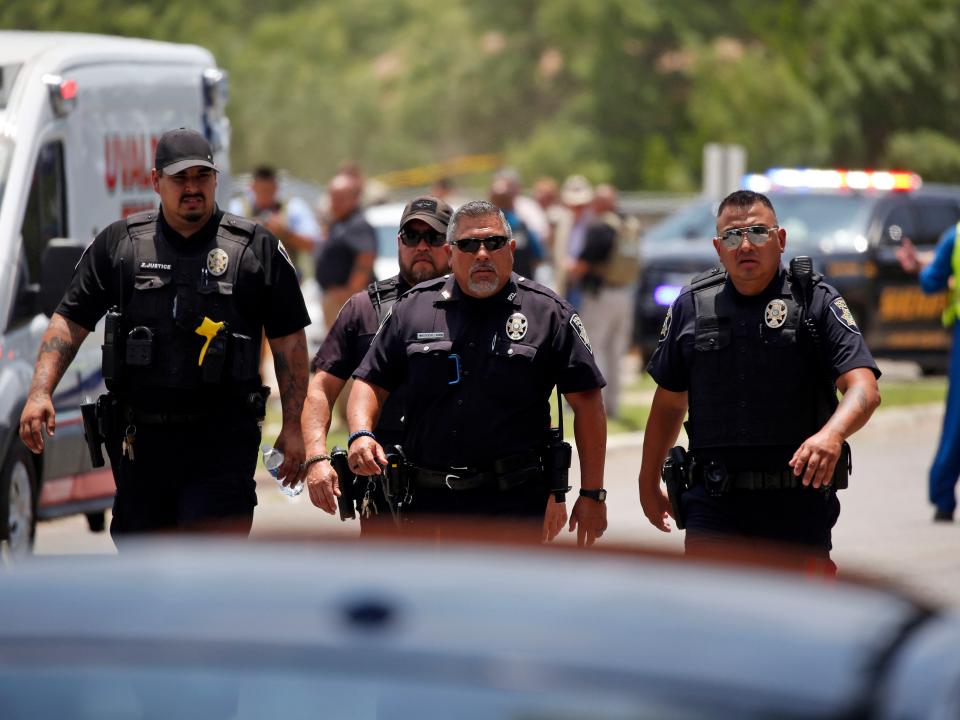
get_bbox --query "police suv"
[0,31,231,558]
[635,169,960,373]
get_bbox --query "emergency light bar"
[742,168,922,193]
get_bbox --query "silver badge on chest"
[506,312,528,341]
[206,248,229,277]
[764,298,788,328]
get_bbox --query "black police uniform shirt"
[315,208,377,290]
[57,206,310,410]
[311,275,410,445]
[647,267,880,470]
[354,273,605,470]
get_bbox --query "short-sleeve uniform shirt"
[355,273,605,469]
[312,277,410,444]
[647,267,879,466]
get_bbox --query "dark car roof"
[2,538,956,718]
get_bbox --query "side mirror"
[39,238,86,317]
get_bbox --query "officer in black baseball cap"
[21,126,311,544]
[154,127,218,175]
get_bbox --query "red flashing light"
[60,79,77,101]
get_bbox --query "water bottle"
[261,444,303,497]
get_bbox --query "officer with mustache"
[346,200,608,545]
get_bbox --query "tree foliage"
[4,0,960,189]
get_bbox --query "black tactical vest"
[109,210,261,395]
[367,276,407,444]
[686,269,834,456]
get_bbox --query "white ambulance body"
[0,31,231,557]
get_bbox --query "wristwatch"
[579,488,607,502]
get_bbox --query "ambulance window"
[913,199,960,247]
[21,140,67,283]
[880,203,916,245]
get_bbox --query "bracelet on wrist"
[302,454,331,470]
[347,430,376,447]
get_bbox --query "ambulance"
[0,31,231,558]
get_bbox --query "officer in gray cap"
[20,128,311,542]
[302,195,453,531]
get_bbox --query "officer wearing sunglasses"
[347,200,608,546]
[638,189,881,571]
[303,196,453,529]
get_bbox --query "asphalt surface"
[32,397,958,606]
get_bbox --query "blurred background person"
[898,229,960,522]
[489,176,544,281]
[495,168,549,244]
[230,165,321,272]
[555,174,595,306]
[566,184,640,419]
[315,172,377,330]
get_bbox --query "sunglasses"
[451,235,510,253]
[716,224,779,249]
[400,227,446,247]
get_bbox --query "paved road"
[33,402,958,605]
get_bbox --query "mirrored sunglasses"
[716,224,778,249]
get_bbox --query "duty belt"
[408,450,542,492]
[690,464,801,491]
[688,458,848,494]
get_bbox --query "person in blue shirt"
[898,226,960,522]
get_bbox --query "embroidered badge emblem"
[660,305,673,342]
[570,313,592,353]
[830,297,861,334]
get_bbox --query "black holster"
[80,399,105,468]
[662,446,689,530]
[330,446,356,521]
[542,427,573,500]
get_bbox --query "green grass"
[877,376,947,407]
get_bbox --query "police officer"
[19,128,311,540]
[347,200,608,545]
[302,195,453,529]
[638,190,881,568]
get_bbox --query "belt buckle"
[445,466,468,489]
[703,461,729,497]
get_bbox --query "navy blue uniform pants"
[403,481,549,541]
[105,415,260,542]
[681,484,841,569]
[930,323,960,514]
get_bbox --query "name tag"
[416,332,445,340]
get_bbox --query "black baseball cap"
[400,195,453,233]
[155,128,218,175]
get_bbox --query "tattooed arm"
[267,329,309,484]
[788,367,881,489]
[19,314,90,453]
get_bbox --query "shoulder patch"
[570,313,593,354]
[659,304,673,342]
[829,297,860,334]
[276,240,295,270]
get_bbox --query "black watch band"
[551,485,572,503]
[579,488,607,502]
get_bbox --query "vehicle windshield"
[771,193,875,254]
[643,193,877,255]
